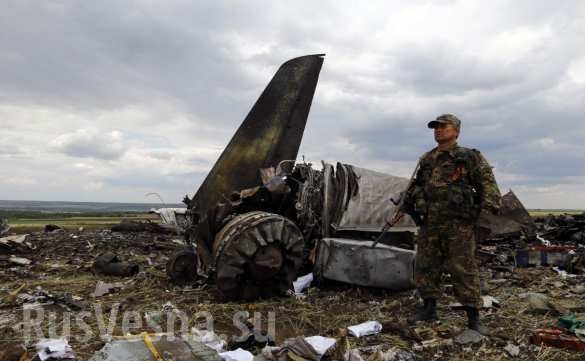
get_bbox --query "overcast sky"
[1,1,585,208]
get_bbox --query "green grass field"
[527,209,584,217]
[0,210,157,233]
[2,209,582,234]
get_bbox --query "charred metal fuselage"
[168,55,529,300]
[168,54,415,298]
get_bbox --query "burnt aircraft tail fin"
[190,54,324,248]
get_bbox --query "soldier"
[403,114,501,335]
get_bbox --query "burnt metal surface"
[479,190,536,241]
[93,252,139,277]
[166,248,198,284]
[314,238,415,290]
[534,212,585,244]
[188,55,324,253]
[212,211,304,300]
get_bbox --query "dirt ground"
[1,228,584,361]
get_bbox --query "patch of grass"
[528,209,585,217]
[2,211,157,233]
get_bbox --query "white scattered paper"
[293,273,314,294]
[450,295,500,309]
[347,321,382,337]
[191,328,227,353]
[219,348,254,361]
[305,336,336,356]
[482,295,500,308]
[8,256,32,265]
[36,338,75,361]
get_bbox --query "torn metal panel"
[325,164,417,233]
[151,207,188,228]
[479,190,536,241]
[188,55,325,251]
[314,238,415,290]
[321,162,335,238]
[89,335,222,361]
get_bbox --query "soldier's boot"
[465,307,489,336]
[408,298,438,324]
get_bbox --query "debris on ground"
[533,212,585,245]
[304,336,336,357]
[90,334,223,361]
[0,234,29,254]
[450,295,500,309]
[529,328,585,351]
[347,321,383,337]
[344,349,364,361]
[149,207,188,233]
[504,342,520,357]
[413,338,453,351]
[93,252,139,277]
[36,338,75,360]
[559,314,585,339]
[92,281,126,297]
[292,273,314,295]
[453,329,486,345]
[519,292,565,314]
[516,245,576,268]
[220,348,254,361]
[17,288,84,311]
[0,218,9,236]
[192,328,228,353]
[44,224,63,233]
[0,343,27,361]
[369,347,417,361]
[111,219,176,234]
[8,256,32,266]
[258,336,323,361]
[2,224,585,360]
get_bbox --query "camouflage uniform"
[405,143,501,308]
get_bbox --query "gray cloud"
[1,0,585,207]
[50,129,126,160]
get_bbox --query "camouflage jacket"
[404,143,501,223]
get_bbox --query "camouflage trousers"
[415,220,481,308]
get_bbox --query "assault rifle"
[371,158,423,248]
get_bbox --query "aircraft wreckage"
[166,54,535,300]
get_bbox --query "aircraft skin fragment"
[187,55,324,251]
